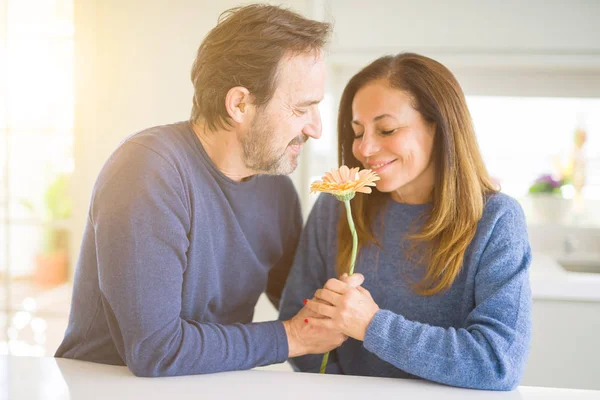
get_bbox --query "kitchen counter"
[530,252,600,302]
[2,356,599,400]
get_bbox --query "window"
[468,96,600,199]
[1,0,74,356]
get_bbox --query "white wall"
[327,0,600,59]
[325,0,600,101]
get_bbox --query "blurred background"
[0,0,599,390]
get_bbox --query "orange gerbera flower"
[310,165,380,201]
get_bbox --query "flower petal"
[310,165,380,198]
[331,168,342,183]
[340,165,350,182]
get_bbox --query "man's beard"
[239,113,308,175]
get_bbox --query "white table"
[2,356,599,400]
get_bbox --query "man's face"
[239,51,326,175]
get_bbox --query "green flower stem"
[320,198,358,374]
[345,199,358,275]
[319,350,330,374]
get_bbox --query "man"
[56,4,361,376]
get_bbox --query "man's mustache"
[289,134,309,146]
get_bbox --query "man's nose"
[302,110,322,140]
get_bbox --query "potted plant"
[528,174,571,224]
[22,173,72,286]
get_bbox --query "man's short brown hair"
[190,4,331,131]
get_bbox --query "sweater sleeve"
[92,142,288,377]
[279,194,342,373]
[265,187,303,310]
[363,202,532,390]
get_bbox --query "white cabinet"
[524,299,600,390]
[327,0,600,53]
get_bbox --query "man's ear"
[225,86,251,124]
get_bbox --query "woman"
[279,53,531,391]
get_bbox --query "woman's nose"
[358,133,380,158]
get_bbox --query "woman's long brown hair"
[336,53,498,295]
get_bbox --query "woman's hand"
[304,278,380,341]
[282,274,365,357]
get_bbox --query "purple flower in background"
[529,173,566,195]
[535,174,561,188]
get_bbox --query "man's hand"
[282,307,346,358]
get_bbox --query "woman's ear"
[225,86,251,124]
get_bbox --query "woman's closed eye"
[354,128,397,140]
[380,128,398,136]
